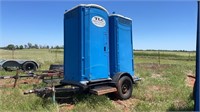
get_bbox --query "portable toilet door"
[109,14,134,78]
[84,5,110,81]
[63,4,110,83]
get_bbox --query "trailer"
[23,4,141,101]
[0,59,39,71]
[0,69,63,88]
[0,4,141,102]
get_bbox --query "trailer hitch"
[24,87,53,94]
[24,85,80,104]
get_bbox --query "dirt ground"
[59,104,74,112]
[58,98,140,112]
[0,78,41,88]
[186,71,195,88]
[112,98,140,112]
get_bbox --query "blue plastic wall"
[194,1,200,111]
[64,5,110,83]
[109,15,134,77]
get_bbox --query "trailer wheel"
[22,61,37,71]
[116,76,133,100]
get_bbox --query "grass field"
[0,49,196,111]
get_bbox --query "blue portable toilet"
[23,4,138,100]
[109,14,134,78]
[63,4,110,84]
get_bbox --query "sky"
[0,0,198,50]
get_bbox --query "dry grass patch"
[112,98,140,112]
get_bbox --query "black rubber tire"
[22,61,37,71]
[116,76,133,100]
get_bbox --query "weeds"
[0,49,195,111]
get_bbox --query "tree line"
[3,43,64,50]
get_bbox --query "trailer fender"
[0,60,39,71]
[1,60,21,70]
[111,72,134,84]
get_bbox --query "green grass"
[71,95,116,112]
[132,64,194,111]
[0,49,195,111]
[134,50,196,61]
[0,88,58,112]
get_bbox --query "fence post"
[158,50,160,65]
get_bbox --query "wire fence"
[6,49,196,66]
[134,50,196,65]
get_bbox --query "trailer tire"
[22,61,37,71]
[116,76,133,100]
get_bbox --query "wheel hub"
[122,81,130,94]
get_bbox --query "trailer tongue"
[24,83,117,96]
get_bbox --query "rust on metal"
[0,69,63,88]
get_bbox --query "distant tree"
[0,47,5,49]
[51,46,54,49]
[6,44,15,50]
[55,45,60,49]
[47,45,49,49]
[19,45,24,49]
[34,44,39,49]
[27,43,32,49]
[24,45,28,49]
